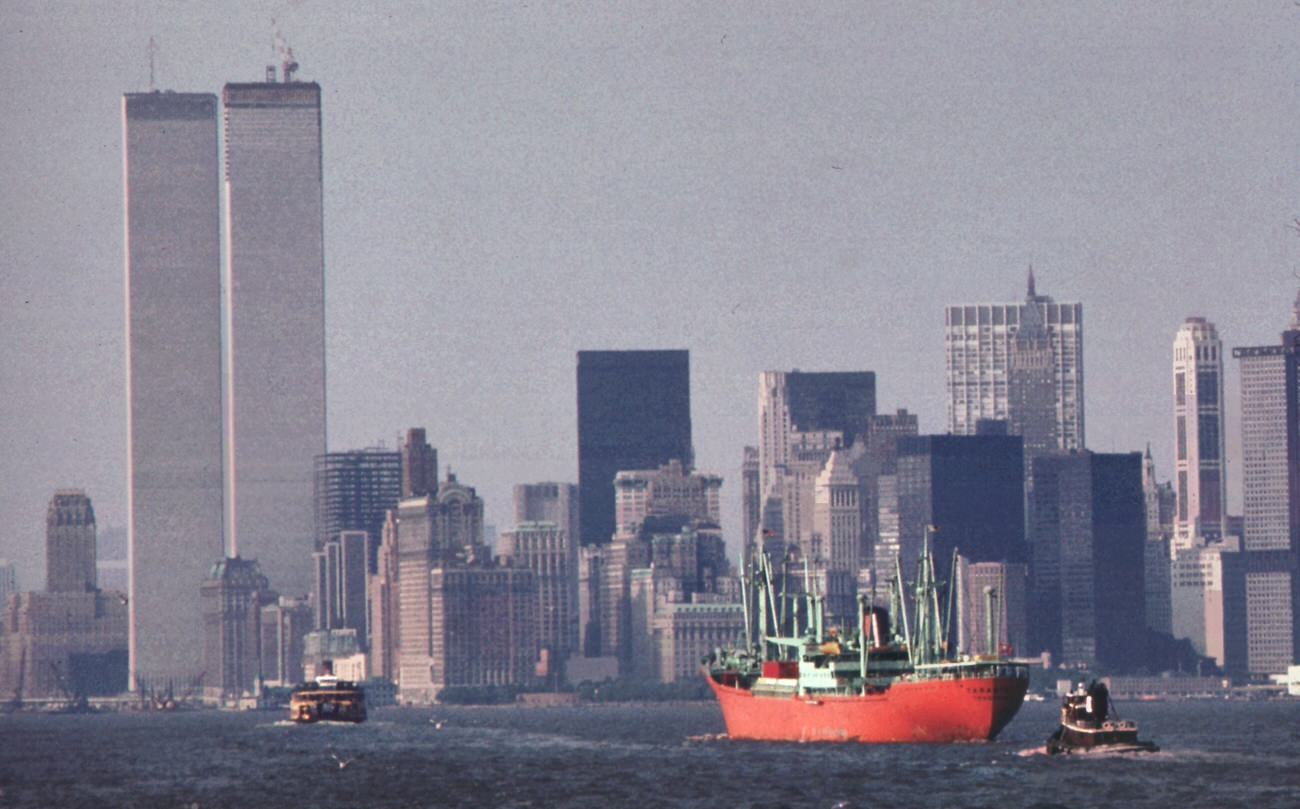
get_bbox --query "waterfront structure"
[0,591,128,700]
[577,350,692,546]
[1142,447,1176,635]
[45,491,96,594]
[123,90,225,689]
[223,73,326,599]
[757,371,876,553]
[944,271,1084,451]
[427,566,536,696]
[651,597,745,682]
[1028,452,1147,669]
[513,482,579,541]
[498,521,579,667]
[1232,300,1300,676]
[312,531,371,649]
[1171,541,1247,671]
[201,556,277,702]
[402,428,437,498]
[390,473,489,702]
[1172,317,1228,547]
[313,448,402,556]
[259,596,311,687]
[368,510,400,682]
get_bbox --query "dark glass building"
[577,350,692,546]
[895,434,1026,578]
[314,449,403,569]
[784,371,876,439]
[1029,451,1147,670]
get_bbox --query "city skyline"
[3,2,1298,586]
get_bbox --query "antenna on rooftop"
[147,36,159,92]
[271,17,299,83]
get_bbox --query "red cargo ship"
[704,531,1029,743]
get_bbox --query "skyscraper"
[1142,446,1176,635]
[223,74,326,598]
[402,428,438,498]
[1028,452,1147,669]
[576,350,692,546]
[513,482,579,540]
[945,271,1084,451]
[1233,297,1300,675]
[45,490,96,594]
[123,91,225,687]
[1172,317,1227,547]
[757,371,876,552]
[313,448,402,561]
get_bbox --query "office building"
[201,556,277,702]
[45,490,96,594]
[312,531,372,648]
[402,428,438,498]
[577,350,692,545]
[757,371,876,552]
[314,449,401,551]
[259,596,311,687]
[1029,452,1147,669]
[427,566,537,697]
[1232,298,1300,675]
[0,560,15,606]
[741,447,760,548]
[513,482,579,541]
[123,90,225,688]
[945,271,1084,451]
[223,73,326,598]
[497,521,579,670]
[1172,317,1227,547]
[1171,542,1247,672]
[956,559,1028,657]
[1142,446,1176,635]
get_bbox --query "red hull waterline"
[707,673,1029,743]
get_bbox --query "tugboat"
[704,529,1029,743]
[1046,680,1157,754]
[290,662,367,724]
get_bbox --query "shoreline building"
[123,90,225,688]
[577,350,692,546]
[1029,452,1147,669]
[1233,297,1300,676]
[223,68,326,599]
[944,271,1084,452]
[498,521,579,678]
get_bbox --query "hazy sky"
[1,1,1296,588]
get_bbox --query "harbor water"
[2,699,1298,808]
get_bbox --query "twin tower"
[123,70,324,687]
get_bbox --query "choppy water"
[2,699,1298,808]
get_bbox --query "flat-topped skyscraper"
[123,90,225,687]
[224,72,326,597]
[576,350,691,546]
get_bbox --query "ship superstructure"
[705,530,1028,742]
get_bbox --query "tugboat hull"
[707,673,1028,743]
[1046,723,1158,755]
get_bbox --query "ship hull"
[707,673,1028,743]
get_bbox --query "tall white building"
[1172,317,1227,548]
[944,271,1084,451]
[123,91,225,687]
[223,74,326,598]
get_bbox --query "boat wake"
[683,732,729,744]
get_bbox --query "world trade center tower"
[223,75,327,599]
[123,92,226,688]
